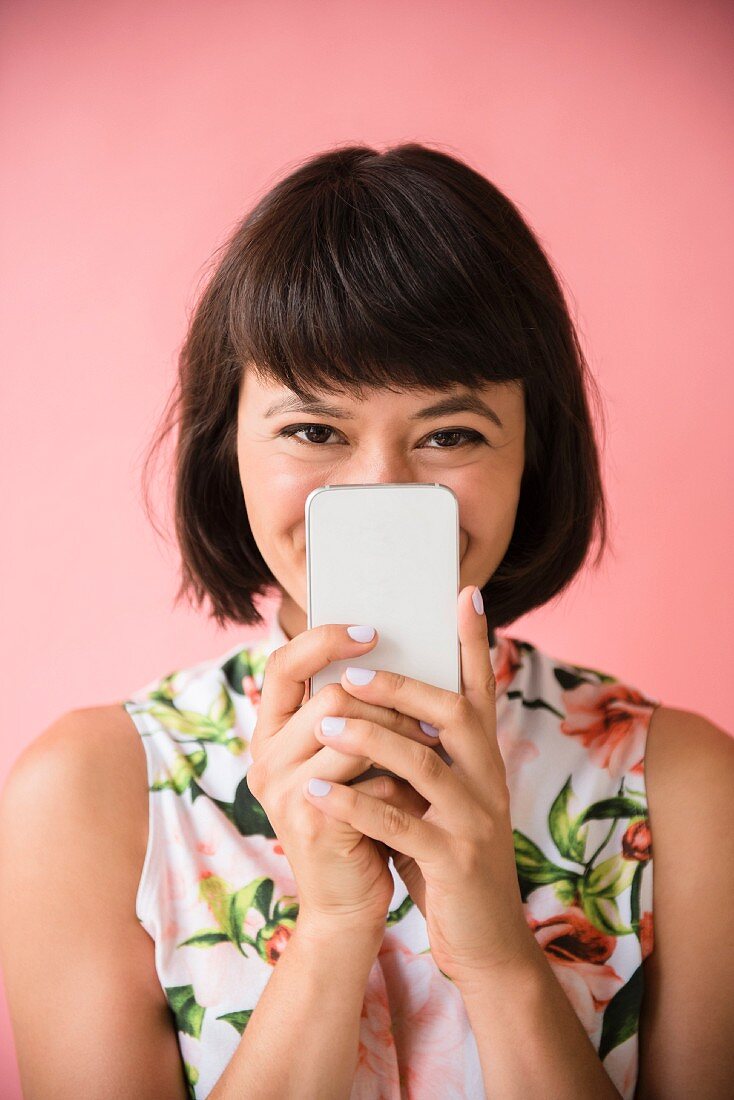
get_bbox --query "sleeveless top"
[122,611,661,1100]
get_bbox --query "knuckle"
[318,683,348,713]
[376,774,398,800]
[391,671,407,693]
[450,692,473,723]
[264,645,285,674]
[415,745,445,783]
[382,801,409,838]
[481,670,496,697]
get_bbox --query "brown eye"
[423,430,485,448]
[279,424,342,446]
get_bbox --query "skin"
[236,368,526,638]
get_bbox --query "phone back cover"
[306,484,460,781]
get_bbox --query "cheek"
[241,463,325,534]
[450,477,522,552]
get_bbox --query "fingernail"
[472,586,484,615]
[308,778,332,796]
[345,666,376,685]
[420,720,440,738]
[347,625,376,642]
[321,716,346,736]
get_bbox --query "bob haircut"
[142,142,609,636]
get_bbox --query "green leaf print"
[514,830,578,886]
[165,984,205,1039]
[584,853,638,899]
[578,854,638,935]
[209,684,235,727]
[179,930,231,947]
[231,878,274,943]
[566,662,618,683]
[233,774,277,838]
[581,894,632,936]
[274,896,299,921]
[598,963,643,1061]
[554,667,616,693]
[193,874,282,957]
[217,1009,254,1035]
[148,683,240,751]
[152,748,207,794]
[629,861,645,935]
[548,777,588,863]
[386,894,415,926]
[222,648,268,696]
[577,796,647,824]
[182,1061,199,1100]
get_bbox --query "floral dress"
[122,609,660,1099]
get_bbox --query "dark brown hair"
[142,142,610,634]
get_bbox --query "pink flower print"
[639,911,654,961]
[622,819,652,862]
[601,1033,639,1099]
[242,674,262,707]
[493,636,522,697]
[497,726,540,778]
[530,906,616,965]
[560,682,654,779]
[527,906,623,1036]
[378,936,470,1099]
[351,964,400,1097]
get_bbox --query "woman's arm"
[0,707,189,1100]
[209,914,381,1099]
[635,706,734,1099]
[0,706,383,1100]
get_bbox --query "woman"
[1,143,732,1100]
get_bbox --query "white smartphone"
[305,482,460,782]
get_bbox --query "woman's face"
[236,369,526,639]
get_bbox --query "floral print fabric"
[123,614,660,1099]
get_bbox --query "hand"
[248,621,444,935]
[302,585,536,987]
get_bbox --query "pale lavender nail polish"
[308,778,332,796]
[321,716,346,736]
[420,721,440,738]
[345,666,376,685]
[472,586,484,615]
[347,625,376,642]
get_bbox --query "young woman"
[1,143,732,1100]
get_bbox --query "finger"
[313,717,474,824]
[254,623,378,746]
[456,584,497,733]
[348,775,430,867]
[302,776,441,864]
[350,773,430,819]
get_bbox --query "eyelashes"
[277,423,489,450]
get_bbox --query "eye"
[277,424,488,449]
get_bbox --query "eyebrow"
[263,393,504,429]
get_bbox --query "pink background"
[1,0,732,1093]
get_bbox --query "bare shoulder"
[636,704,734,1099]
[0,703,149,869]
[645,701,734,771]
[0,706,187,1098]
